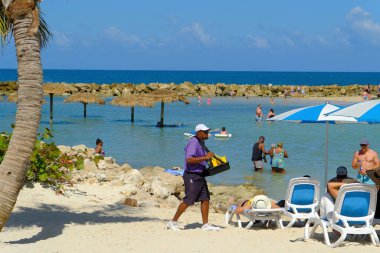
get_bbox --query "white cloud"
[181,22,215,45]
[281,36,295,47]
[345,6,380,45]
[247,35,270,49]
[54,31,71,47]
[105,26,141,45]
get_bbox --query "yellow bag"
[210,155,227,167]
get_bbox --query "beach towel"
[164,169,184,176]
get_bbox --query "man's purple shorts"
[183,171,210,205]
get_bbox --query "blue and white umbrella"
[329,100,380,124]
[269,103,356,187]
[269,103,357,123]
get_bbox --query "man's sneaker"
[166,220,180,230]
[201,223,221,231]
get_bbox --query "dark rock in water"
[123,198,138,207]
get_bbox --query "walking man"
[252,136,267,173]
[167,124,221,231]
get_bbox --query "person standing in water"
[197,95,202,105]
[207,97,211,105]
[251,136,267,173]
[267,109,275,119]
[256,104,263,120]
[352,139,380,184]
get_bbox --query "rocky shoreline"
[0,81,376,97]
[59,144,263,213]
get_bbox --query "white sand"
[0,183,379,253]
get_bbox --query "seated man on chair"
[320,166,358,219]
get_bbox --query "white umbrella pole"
[324,121,329,192]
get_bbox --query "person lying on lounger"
[229,195,281,214]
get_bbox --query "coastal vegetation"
[0,129,84,189]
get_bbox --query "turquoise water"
[2,69,380,85]
[1,96,379,199]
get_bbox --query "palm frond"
[0,9,12,46]
[37,9,52,49]
[0,3,52,49]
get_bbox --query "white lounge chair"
[304,183,379,248]
[283,177,320,228]
[225,204,284,229]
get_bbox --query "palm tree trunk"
[0,12,43,232]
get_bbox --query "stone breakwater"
[0,81,375,97]
[59,144,263,212]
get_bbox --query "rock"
[123,198,138,207]
[97,157,119,170]
[151,179,171,199]
[87,172,95,178]
[86,148,96,157]
[120,163,134,172]
[97,160,107,170]
[124,169,144,188]
[140,166,184,195]
[104,157,117,164]
[57,145,71,154]
[96,173,108,182]
[142,182,152,192]
[121,184,139,196]
[84,159,98,171]
[72,144,87,153]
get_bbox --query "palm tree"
[0,0,51,232]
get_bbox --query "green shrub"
[0,128,84,189]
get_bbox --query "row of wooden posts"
[2,86,189,127]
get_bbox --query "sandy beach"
[0,183,379,253]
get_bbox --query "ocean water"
[1,69,380,85]
[0,94,379,200]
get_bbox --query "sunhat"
[251,195,271,209]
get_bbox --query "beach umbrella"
[65,93,105,118]
[145,89,189,127]
[110,95,154,122]
[268,103,356,187]
[328,100,380,124]
[43,83,76,124]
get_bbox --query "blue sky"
[1,0,380,71]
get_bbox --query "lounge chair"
[304,183,379,248]
[225,204,284,229]
[283,177,320,228]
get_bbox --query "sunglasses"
[360,144,368,147]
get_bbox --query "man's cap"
[336,166,348,177]
[271,144,276,148]
[360,139,369,145]
[195,124,210,132]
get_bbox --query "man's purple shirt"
[184,137,207,173]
